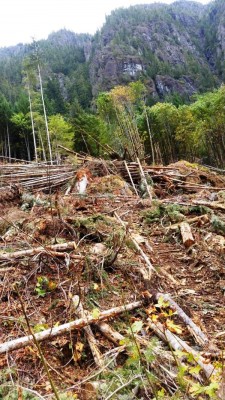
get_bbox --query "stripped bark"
[0,300,143,354]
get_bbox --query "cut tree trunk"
[180,222,195,248]
[168,214,209,231]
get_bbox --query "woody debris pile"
[0,156,225,399]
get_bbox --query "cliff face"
[89,1,220,99]
[203,0,225,78]
[0,0,225,106]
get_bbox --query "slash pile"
[0,158,225,399]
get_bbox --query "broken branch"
[0,241,82,261]
[154,292,209,347]
[72,295,104,368]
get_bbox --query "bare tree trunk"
[144,106,155,165]
[6,124,11,162]
[4,133,7,158]
[37,63,52,164]
[38,130,47,162]
[28,84,38,162]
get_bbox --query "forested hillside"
[0,0,225,166]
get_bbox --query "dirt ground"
[0,161,225,399]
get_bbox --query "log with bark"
[167,214,209,231]
[96,321,124,345]
[161,198,225,212]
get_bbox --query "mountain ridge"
[0,0,224,108]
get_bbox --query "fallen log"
[96,321,124,345]
[0,241,82,261]
[195,200,225,211]
[57,144,93,162]
[167,214,209,231]
[124,160,139,196]
[72,296,104,368]
[147,319,215,380]
[161,199,225,212]
[176,182,225,191]
[154,293,209,347]
[179,221,195,248]
[0,300,143,354]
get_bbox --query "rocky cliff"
[89,1,221,100]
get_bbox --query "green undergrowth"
[72,213,124,242]
[211,214,225,235]
[85,317,222,399]
[0,369,38,399]
[143,202,212,225]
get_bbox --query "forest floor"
[0,159,225,400]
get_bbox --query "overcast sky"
[0,0,211,48]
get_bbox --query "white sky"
[0,0,211,48]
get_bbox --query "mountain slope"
[90,1,219,100]
[0,0,225,108]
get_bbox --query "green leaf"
[189,364,201,375]
[155,295,169,309]
[205,382,219,396]
[189,382,204,395]
[130,320,143,334]
[91,308,100,319]
[33,323,49,333]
